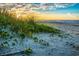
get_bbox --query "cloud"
[66,13,73,16]
[32,3,76,11]
[53,3,75,8]
[0,3,76,12]
[66,13,79,19]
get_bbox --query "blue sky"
[32,3,79,20]
[35,3,79,14]
[54,3,79,14]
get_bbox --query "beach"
[0,22,79,56]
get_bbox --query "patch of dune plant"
[32,36,49,46]
[69,43,79,51]
[33,37,39,42]
[24,48,33,55]
[39,39,49,46]
[0,41,9,48]
[0,31,9,39]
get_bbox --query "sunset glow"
[4,3,79,20]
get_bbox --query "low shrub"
[24,48,33,55]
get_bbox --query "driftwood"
[0,50,25,56]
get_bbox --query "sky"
[33,3,79,20]
[0,3,79,20]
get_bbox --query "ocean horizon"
[37,20,79,24]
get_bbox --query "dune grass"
[0,9,61,39]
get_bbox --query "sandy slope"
[0,23,79,56]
